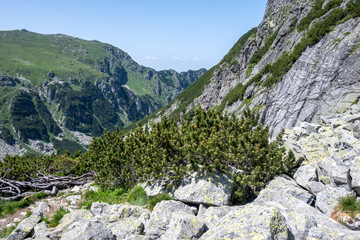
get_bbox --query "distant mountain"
[0,30,206,157]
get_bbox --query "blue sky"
[2,0,267,72]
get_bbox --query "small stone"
[13,218,21,223]
[71,186,81,194]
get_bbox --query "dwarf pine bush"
[87,107,295,201]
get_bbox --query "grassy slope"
[0,30,109,86]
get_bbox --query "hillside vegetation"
[0,107,294,203]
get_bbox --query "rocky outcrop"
[141,170,233,206]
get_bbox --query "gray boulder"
[255,178,359,239]
[317,158,351,189]
[142,170,233,206]
[144,200,194,239]
[196,205,232,230]
[199,204,290,240]
[172,170,233,206]
[7,211,42,240]
[91,202,148,223]
[109,218,145,239]
[294,164,318,190]
[43,210,94,239]
[60,218,114,240]
[161,213,206,240]
[259,175,315,205]
[315,185,352,216]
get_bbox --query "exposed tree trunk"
[0,172,94,200]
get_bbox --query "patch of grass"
[79,188,127,210]
[338,195,360,218]
[0,225,16,238]
[0,192,48,218]
[127,186,148,206]
[25,210,32,218]
[41,207,69,228]
[49,207,69,228]
[147,193,173,211]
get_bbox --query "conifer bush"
[87,107,295,201]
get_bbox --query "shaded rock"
[199,204,290,240]
[7,211,42,240]
[32,221,49,239]
[294,164,318,191]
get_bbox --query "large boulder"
[199,204,290,239]
[259,175,315,205]
[196,205,233,230]
[172,171,233,206]
[142,170,233,206]
[315,185,352,216]
[43,210,94,239]
[144,200,194,239]
[255,178,359,239]
[161,212,206,240]
[60,218,114,240]
[7,211,42,240]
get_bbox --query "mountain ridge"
[0,30,206,157]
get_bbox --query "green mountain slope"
[0,30,206,156]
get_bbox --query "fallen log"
[0,172,94,200]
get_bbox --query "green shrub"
[148,193,173,211]
[87,107,295,202]
[79,188,127,210]
[297,0,342,32]
[127,186,148,206]
[249,29,280,66]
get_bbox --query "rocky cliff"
[157,0,360,140]
[0,30,206,157]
